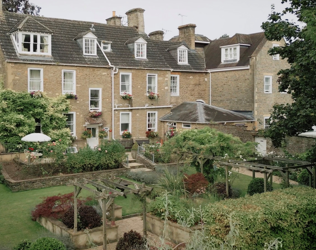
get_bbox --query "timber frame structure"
[217,157,316,196]
[70,177,152,250]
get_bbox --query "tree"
[261,1,316,160]
[2,0,41,15]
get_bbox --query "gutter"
[114,105,173,110]
[160,119,254,124]
[208,66,250,73]
[6,60,111,68]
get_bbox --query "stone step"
[126,162,144,169]
[130,167,153,172]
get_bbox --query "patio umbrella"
[21,133,51,142]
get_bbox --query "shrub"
[210,182,232,198]
[298,169,313,186]
[127,171,159,184]
[0,164,4,184]
[29,237,66,250]
[61,206,102,230]
[247,178,273,196]
[13,240,32,250]
[205,186,316,249]
[184,173,209,195]
[116,230,147,250]
[158,168,186,196]
[231,187,241,198]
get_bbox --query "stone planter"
[146,213,202,244]
[120,138,133,149]
[37,216,118,249]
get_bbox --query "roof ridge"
[197,102,205,123]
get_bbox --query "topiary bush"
[184,173,209,195]
[13,240,32,250]
[29,237,66,250]
[247,178,273,195]
[116,230,147,250]
[61,206,102,230]
[210,182,232,198]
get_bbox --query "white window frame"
[264,117,270,129]
[12,32,52,56]
[120,112,131,135]
[220,44,240,63]
[28,68,43,92]
[182,123,191,129]
[134,37,147,59]
[147,74,157,94]
[264,76,272,94]
[272,44,280,60]
[62,70,76,94]
[170,75,179,96]
[83,38,96,55]
[177,46,188,64]
[147,111,158,132]
[120,73,132,95]
[65,112,76,137]
[101,41,111,52]
[168,122,177,130]
[89,88,102,111]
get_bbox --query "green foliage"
[262,1,316,160]
[65,140,125,172]
[3,0,41,15]
[193,159,225,184]
[127,171,159,184]
[131,143,139,151]
[29,237,66,250]
[116,230,147,250]
[247,178,273,196]
[143,143,170,163]
[297,169,313,186]
[0,90,71,152]
[184,173,209,195]
[0,164,4,184]
[13,240,32,250]
[206,186,316,249]
[210,182,232,198]
[158,168,186,196]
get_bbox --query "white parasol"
[298,126,316,138]
[21,133,51,142]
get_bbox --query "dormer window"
[102,41,112,52]
[221,44,240,63]
[177,45,188,64]
[12,32,51,55]
[134,38,147,59]
[82,32,97,56]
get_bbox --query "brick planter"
[146,213,202,244]
[37,217,118,249]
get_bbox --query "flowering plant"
[65,93,78,100]
[81,129,92,139]
[165,128,177,139]
[148,92,159,100]
[121,92,132,100]
[146,130,158,138]
[122,130,132,138]
[99,129,108,138]
[89,111,102,118]
[30,91,42,98]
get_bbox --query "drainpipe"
[96,42,118,140]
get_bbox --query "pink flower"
[59,139,61,141]
[50,150,53,153]
[53,142,56,146]
[98,148,101,151]
[48,144,50,146]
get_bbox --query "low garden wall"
[3,167,129,192]
[37,216,118,249]
[136,154,189,170]
[0,152,23,162]
[146,213,201,244]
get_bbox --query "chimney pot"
[112,11,116,17]
[125,8,145,34]
[178,23,196,50]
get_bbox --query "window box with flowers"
[121,93,132,100]
[98,129,108,139]
[148,92,159,100]
[30,91,43,98]
[65,93,78,100]
[89,111,102,118]
[146,130,158,138]
[81,129,92,139]
[122,130,132,138]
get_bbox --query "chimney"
[148,30,164,41]
[178,24,196,50]
[125,8,145,34]
[106,11,122,26]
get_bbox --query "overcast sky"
[33,0,291,40]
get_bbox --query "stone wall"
[209,124,256,143]
[3,167,129,192]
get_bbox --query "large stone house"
[0,6,209,148]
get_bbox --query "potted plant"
[121,92,132,100]
[146,130,158,139]
[81,129,92,139]
[122,130,132,138]
[131,143,139,159]
[89,111,102,118]
[65,93,78,100]
[148,92,159,100]
[98,129,108,138]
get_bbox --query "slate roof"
[0,11,206,71]
[160,101,254,123]
[204,32,266,69]
[170,34,211,43]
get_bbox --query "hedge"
[205,186,316,249]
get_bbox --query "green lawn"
[0,184,142,249]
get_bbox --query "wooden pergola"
[70,177,152,250]
[216,157,316,196]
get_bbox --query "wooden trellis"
[70,177,152,250]
[216,157,316,196]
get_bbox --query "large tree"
[2,0,41,15]
[261,1,316,151]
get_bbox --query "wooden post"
[314,166,316,189]
[143,198,147,237]
[74,186,78,233]
[111,204,115,226]
[285,165,289,188]
[264,167,267,192]
[102,198,107,250]
[252,170,255,179]
[225,166,229,197]
[270,173,273,187]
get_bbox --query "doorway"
[86,126,99,149]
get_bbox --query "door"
[255,137,267,156]
[86,126,98,149]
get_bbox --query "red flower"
[28,147,34,151]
